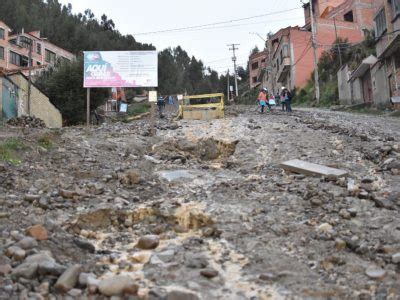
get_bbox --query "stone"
[129,252,151,264]
[392,253,400,264]
[366,266,386,280]
[24,194,40,202]
[78,272,97,287]
[25,225,48,241]
[98,275,139,296]
[200,268,219,278]
[59,189,75,199]
[358,190,369,199]
[120,171,141,185]
[339,209,351,220]
[68,289,83,297]
[0,264,12,276]
[16,237,39,250]
[25,251,55,264]
[5,246,25,260]
[73,238,96,253]
[372,197,395,210]
[137,235,160,250]
[280,159,348,178]
[157,249,175,263]
[55,264,82,292]
[335,239,346,251]
[11,262,38,279]
[166,289,199,300]
[317,223,333,233]
[36,282,49,296]
[38,261,66,276]
[184,253,208,269]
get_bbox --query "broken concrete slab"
[280,159,348,178]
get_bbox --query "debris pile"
[7,116,46,128]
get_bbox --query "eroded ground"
[0,106,400,299]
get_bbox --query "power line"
[133,7,303,36]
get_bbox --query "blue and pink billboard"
[83,51,158,88]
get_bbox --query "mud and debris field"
[0,106,400,299]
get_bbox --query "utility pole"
[309,0,320,103]
[227,69,230,101]
[228,44,240,97]
[27,40,33,116]
[333,18,343,68]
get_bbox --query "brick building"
[261,0,375,94]
[0,20,75,77]
[248,49,268,89]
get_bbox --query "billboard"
[83,51,158,88]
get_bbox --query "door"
[2,79,17,119]
[362,71,373,104]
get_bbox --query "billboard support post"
[86,88,90,128]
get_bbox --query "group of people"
[257,87,292,114]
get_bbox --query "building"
[0,20,75,77]
[374,0,400,105]
[337,0,400,109]
[248,49,268,89]
[260,0,375,94]
[0,71,62,127]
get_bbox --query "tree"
[250,46,260,56]
[36,56,108,125]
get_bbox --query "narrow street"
[1,106,400,299]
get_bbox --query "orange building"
[0,20,75,77]
[262,0,375,93]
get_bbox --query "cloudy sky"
[59,0,305,73]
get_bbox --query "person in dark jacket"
[282,88,292,113]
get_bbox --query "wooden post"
[86,88,90,127]
[150,102,156,136]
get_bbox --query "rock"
[335,239,346,251]
[25,251,55,264]
[0,264,12,276]
[347,208,358,217]
[157,249,175,263]
[38,197,50,209]
[16,237,39,250]
[339,209,351,219]
[385,159,400,170]
[98,275,139,296]
[166,289,199,300]
[120,170,141,185]
[361,176,375,184]
[38,261,66,276]
[68,289,83,297]
[259,273,278,281]
[137,235,160,250]
[79,272,97,287]
[200,268,219,278]
[392,253,400,264]
[358,190,369,199]
[11,262,38,279]
[55,264,82,292]
[365,266,386,280]
[184,253,208,269]
[59,189,75,199]
[372,197,395,210]
[25,225,48,241]
[24,194,41,203]
[317,223,333,233]
[5,246,25,260]
[36,282,49,296]
[129,252,151,264]
[73,238,96,253]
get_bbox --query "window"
[45,49,56,64]
[0,47,4,60]
[375,8,387,38]
[392,0,400,18]
[9,51,29,67]
[0,28,4,40]
[37,43,42,55]
[251,62,259,70]
[344,11,354,22]
[19,36,32,49]
[261,58,266,63]
[252,76,257,83]
[395,54,400,69]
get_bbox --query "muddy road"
[0,106,399,299]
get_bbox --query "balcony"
[277,57,291,83]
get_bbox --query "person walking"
[283,88,293,113]
[280,87,286,112]
[257,88,268,114]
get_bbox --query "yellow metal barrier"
[179,93,224,120]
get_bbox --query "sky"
[58,0,305,74]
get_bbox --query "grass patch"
[0,138,26,165]
[37,135,53,149]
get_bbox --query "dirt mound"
[7,116,46,128]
